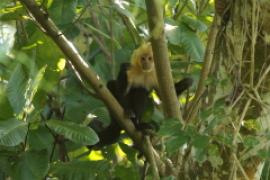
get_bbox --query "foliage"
[0,0,269,179]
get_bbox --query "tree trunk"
[213,0,270,179]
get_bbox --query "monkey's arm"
[175,77,193,96]
[154,77,193,99]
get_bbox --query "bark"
[213,0,270,179]
[145,0,182,121]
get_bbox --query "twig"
[145,136,160,180]
[186,14,220,123]
[233,153,250,180]
[66,60,99,99]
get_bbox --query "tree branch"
[18,0,169,176]
[19,0,143,149]
[145,0,182,121]
[185,15,219,123]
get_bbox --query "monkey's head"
[131,42,154,72]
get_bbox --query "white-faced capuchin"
[89,43,193,148]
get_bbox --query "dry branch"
[186,15,219,123]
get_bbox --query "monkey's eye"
[141,57,146,61]
[148,56,152,61]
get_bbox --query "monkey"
[88,42,193,148]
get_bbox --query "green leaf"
[118,143,137,162]
[28,127,54,151]
[50,161,110,180]
[166,24,204,62]
[207,144,223,167]
[158,119,189,154]
[49,0,77,25]
[0,2,25,21]
[7,64,27,114]
[24,66,46,109]
[158,118,182,136]
[243,135,260,149]
[0,119,27,146]
[12,150,49,180]
[63,75,104,123]
[0,84,13,120]
[0,155,12,174]
[6,63,46,115]
[181,16,208,32]
[46,120,99,145]
[166,135,189,154]
[115,164,140,180]
[192,135,209,149]
[91,107,111,125]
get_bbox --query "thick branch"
[145,0,182,121]
[19,0,142,147]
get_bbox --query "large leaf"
[166,24,205,62]
[49,0,77,25]
[181,15,208,32]
[25,66,46,109]
[158,118,182,137]
[46,120,99,145]
[158,119,189,154]
[0,119,27,146]
[115,164,140,180]
[50,161,110,180]
[28,127,54,151]
[0,84,13,120]
[192,134,209,149]
[12,150,49,180]
[6,64,27,114]
[63,75,104,123]
[165,133,189,155]
[6,63,46,115]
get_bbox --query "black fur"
[88,63,193,148]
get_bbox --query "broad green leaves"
[158,119,189,154]
[166,16,205,62]
[46,119,99,145]
[0,84,13,120]
[12,150,49,180]
[49,0,77,25]
[7,64,46,115]
[28,127,54,151]
[50,161,110,180]
[0,119,27,146]
[7,64,27,114]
